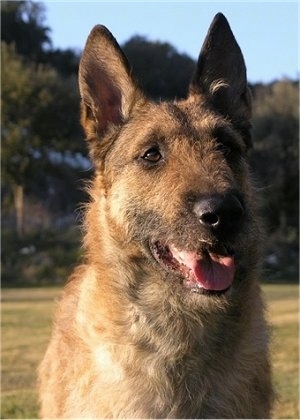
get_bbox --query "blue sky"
[43,1,299,83]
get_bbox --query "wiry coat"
[39,14,273,418]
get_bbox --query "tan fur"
[38,14,273,418]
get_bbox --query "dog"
[38,13,273,418]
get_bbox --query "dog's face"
[79,14,259,303]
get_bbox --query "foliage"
[251,81,299,278]
[1,0,80,76]
[252,81,299,231]
[1,0,51,62]
[1,43,80,182]
[1,42,83,171]
[45,47,80,76]
[1,227,82,287]
[1,41,85,237]
[123,36,195,99]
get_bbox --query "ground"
[1,284,299,419]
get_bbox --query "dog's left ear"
[79,25,143,142]
[190,13,252,147]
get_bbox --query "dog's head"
[79,14,260,301]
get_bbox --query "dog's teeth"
[190,286,203,294]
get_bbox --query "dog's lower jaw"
[148,240,235,295]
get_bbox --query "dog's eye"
[141,147,162,163]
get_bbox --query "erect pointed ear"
[78,25,143,141]
[190,13,252,147]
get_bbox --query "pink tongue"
[170,247,235,291]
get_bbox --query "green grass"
[264,284,299,419]
[1,285,299,419]
[1,288,60,419]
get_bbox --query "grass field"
[1,284,299,419]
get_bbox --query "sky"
[43,1,299,84]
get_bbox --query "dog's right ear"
[190,13,252,147]
[79,25,143,142]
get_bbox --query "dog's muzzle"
[150,241,235,294]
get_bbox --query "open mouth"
[150,241,235,294]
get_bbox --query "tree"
[1,0,51,62]
[1,1,80,77]
[122,36,195,99]
[251,80,299,273]
[46,48,80,77]
[1,43,83,237]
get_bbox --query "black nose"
[193,194,245,233]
